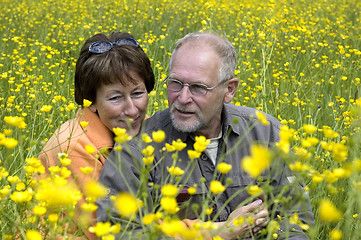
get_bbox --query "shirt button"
[201,154,208,161]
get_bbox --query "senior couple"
[40,31,314,239]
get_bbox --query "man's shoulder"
[224,104,280,126]
[143,108,172,132]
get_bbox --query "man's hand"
[211,199,269,240]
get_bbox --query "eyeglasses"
[164,77,229,96]
[88,38,140,54]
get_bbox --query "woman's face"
[90,77,148,136]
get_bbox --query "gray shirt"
[97,104,314,239]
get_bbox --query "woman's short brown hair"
[74,32,155,106]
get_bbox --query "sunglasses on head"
[88,37,140,54]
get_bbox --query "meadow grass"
[1,0,361,239]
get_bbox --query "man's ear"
[89,104,97,113]
[224,78,239,103]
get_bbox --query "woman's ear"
[89,104,97,113]
[224,78,239,103]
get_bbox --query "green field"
[1,0,361,239]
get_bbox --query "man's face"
[167,43,227,138]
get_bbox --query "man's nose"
[177,85,193,104]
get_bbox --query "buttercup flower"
[319,198,343,223]
[167,166,184,176]
[210,180,225,194]
[152,130,166,143]
[255,111,270,125]
[161,184,178,197]
[242,144,271,178]
[160,196,179,214]
[114,192,138,217]
[83,99,92,107]
[217,162,232,174]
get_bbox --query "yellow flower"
[161,184,178,197]
[60,157,71,166]
[40,105,52,112]
[4,116,27,129]
[3,138,18,149]
[36,180,82,207]
[255,111,270,125]
[113,127,132,143]
[172,139,187,151]
[85,145,96,154]
[83,99,92,107]
[142,213,156,225]
[242,144,271,178]
[143,156,154,165]
[0,185,11,198]
[210,180,225,194]
[188,150,201,159]
[48,213,59,223]
[80,166,93,174]
[80,121,89,128]
[247,185,262,195]
[81,202,98,212]
[160,197,179,214]
[142,133,152,143]
[33,205,47,216]
[142,145,154,156]
[89,222,112,237]
[217,162,232,174]
[205,208,213,215]
[16,182,25,191]
[330,229,342,240]
[194,136,210,152]
[167,166,184,176]
[303,124,317,134]
[7,175,19,184]
[159,219,186,238]
[26,230,41,240]
[84,181,108,200]
[323,126,339,138]
[152,130,166,143]
[319,199,343,223]
[188,187,196,195]
[114,192,138,217]
[332,143,348,163]
[10,190,33,203]
[165,143,176,152]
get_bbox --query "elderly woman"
[38,32,155,239]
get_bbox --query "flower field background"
[1,0,361,239]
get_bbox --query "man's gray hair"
[169,32,237,82]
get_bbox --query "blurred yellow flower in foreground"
[319,198,343,223]
[4,116,27,129]
[36,179,82,207]
[161,184,178,197]
[242,144,271,178]
[330,229,342,240]
[26,230,41,240]
[255,111,270,125]
[247,185,262,195]
[114,192,138,217]
[161,196,179,214]
[84,180,108,200]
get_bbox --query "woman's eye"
[132,91,145,98]
[109,96,123,101]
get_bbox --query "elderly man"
[97,32,314,239]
